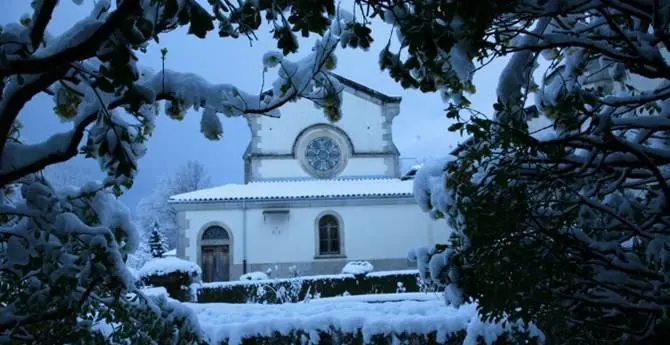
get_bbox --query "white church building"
[169,74,448,282]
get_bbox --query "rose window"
[304,136,342,173]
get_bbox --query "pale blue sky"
[1,0,507,212]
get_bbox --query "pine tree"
[149,222,166,258]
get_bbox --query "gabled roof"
[330,73,402,104]
[260,72,402,104]
[169,178,413,203]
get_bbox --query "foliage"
[141,271,197,302]
[0,176,204,344]
[136,160,211,250]
[149,222,166,258]
[386,0,670,343]
[43,160,100,191]
[196,271,421,303]
[0,0,373,342]
[217,328,469,345]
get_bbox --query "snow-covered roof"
[260,72,401,104]
[329,73,401,103]
[400,163,423,181]
[169,178,414,203]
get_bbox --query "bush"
[218,328,469,345]
[196,270,420,303]
[139,257,202,302]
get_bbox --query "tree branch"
[0,0,140,78]
[29,0,58,51]
[0,68,70,164]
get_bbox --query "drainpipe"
[242,200,248,274]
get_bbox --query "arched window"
[318,215,340,255]
[202,226,229,241]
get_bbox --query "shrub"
[218,328,469,345]
[196,270,420,303]
[140,257,202,302]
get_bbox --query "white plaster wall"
[184,202,450,265]
[183,209,245,265]
[255,90,386,154]
[256,156,389,179]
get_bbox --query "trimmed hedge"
[218,329,469,345]
[141,271,196,302]
[139,257,201,302]
[215,327,542,345]
[196,270,420,303]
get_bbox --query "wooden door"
[201,245,230,282]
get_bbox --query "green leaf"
[187,4,214,38]
[274,26,298,55]
[448,122,465,132]
[163,0,179,21]
[97,77,115,93]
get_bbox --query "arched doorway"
[200,225,231,282]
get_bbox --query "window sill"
[314,254,347,260]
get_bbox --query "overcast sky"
[1,0,508,213]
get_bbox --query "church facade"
[169,74,448,282]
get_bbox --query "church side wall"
[181,201,450,280]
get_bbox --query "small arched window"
[318,215,340,255]
[202,226,229,241]
[201,225,230,247]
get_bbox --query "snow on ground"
[186,292,527,345]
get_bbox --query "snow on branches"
[376,0,670,342]
[0,0,360,189]
[0,0,366,343]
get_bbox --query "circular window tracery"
[304,136,342,173]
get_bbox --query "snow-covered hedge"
[140,257,202,302]
[341,261,374,275]
[196,270,420,303]
[189,296,544,345]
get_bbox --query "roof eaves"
[257,73,401,104]
[170,192,414,204]
[329,73,402,104]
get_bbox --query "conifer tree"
[149,222,166,258]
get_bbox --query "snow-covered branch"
[0,0,364,342]
[368,0,670,341]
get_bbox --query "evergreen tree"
[149,222,166,258]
